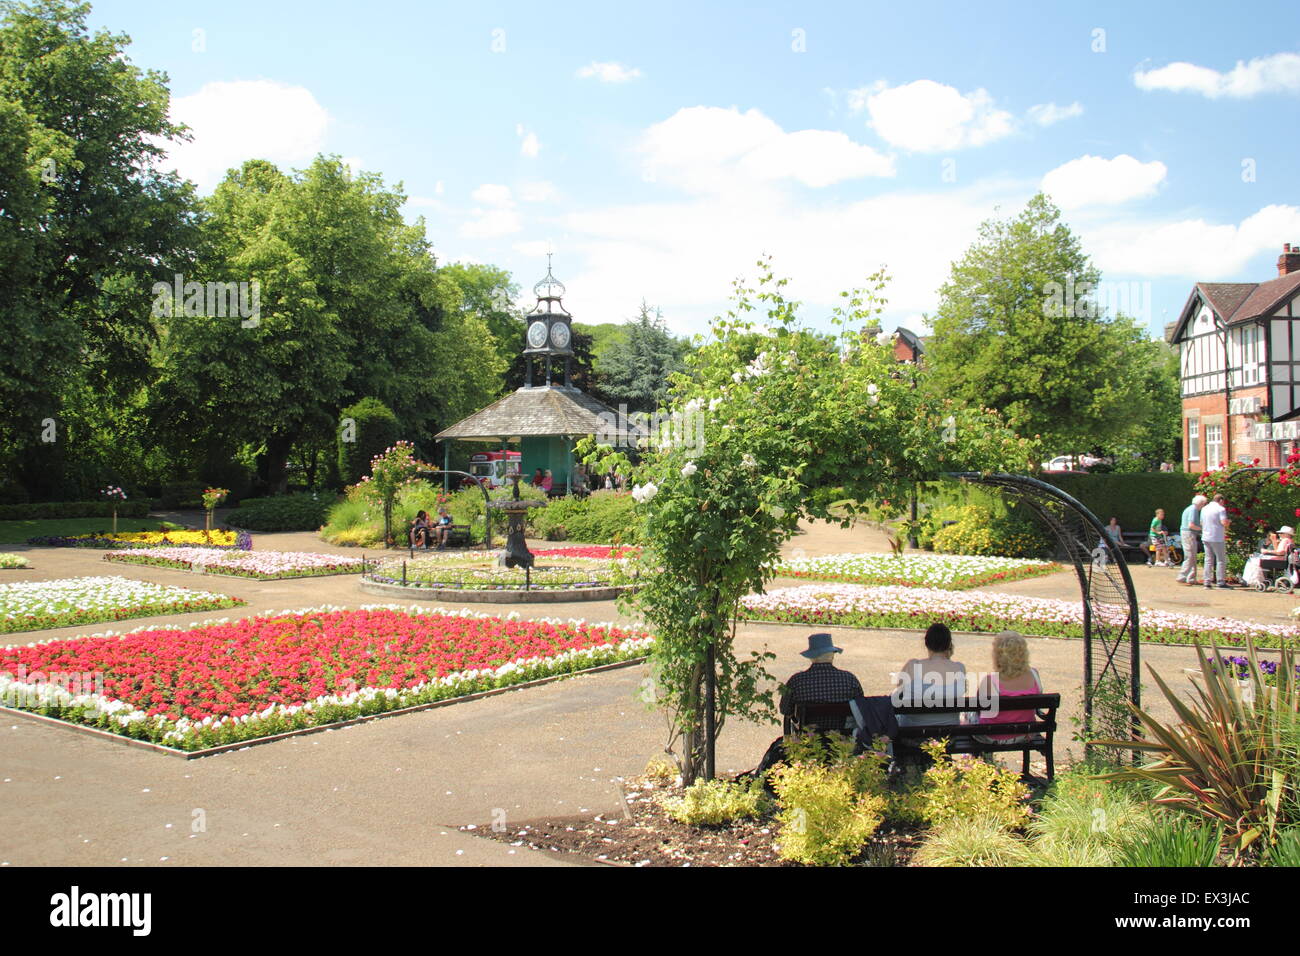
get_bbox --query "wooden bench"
[407,523,472,551]
[783,701,856,736]
[892,693,1060,780]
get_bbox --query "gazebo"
[436,259,639,492]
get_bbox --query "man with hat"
[778,632,864,717]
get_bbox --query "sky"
[89,0,1300,339]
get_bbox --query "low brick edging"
[358,577,636,603]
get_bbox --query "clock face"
[526,321,548,349]
[549,321,571,350]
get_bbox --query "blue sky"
[91,0,1300,337]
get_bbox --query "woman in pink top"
[974,631,1043,744]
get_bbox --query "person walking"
[1200,493,1230,589]
[1177,494,1206,585]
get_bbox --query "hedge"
[0,500,151,521]
[1037,473,1200,530]
[225,493,338,533]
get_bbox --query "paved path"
[0,515,1280,866]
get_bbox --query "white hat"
[1281,526,1295,536]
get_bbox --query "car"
[1041,455,1080,472]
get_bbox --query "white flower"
[866,383,878,395]
[631,482,659,503]
[681,462,698,477]
[708,397,722,412]
[732,371,745,384]
[741,453,758,470]
[876,330,893,347]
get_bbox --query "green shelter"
[436,259,638,491]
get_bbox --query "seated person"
[431,507,453,549]
[409,510,432,548]
[893,623,968,727]
[1262,525,1296,560]
[973,631,1044,744]
[778,633,863,730]
[540,469,554,493]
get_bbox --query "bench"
[892,693,1060,780]
[407,523,472,551]
[783,701,856,736]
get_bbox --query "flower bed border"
[104,550,365,581]
[0,656,647,759]
[359,576,636,603]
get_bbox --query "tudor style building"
[1169,244,1300,473]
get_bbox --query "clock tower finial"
[523,256,574,387]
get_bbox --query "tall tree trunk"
[257,434,294,496]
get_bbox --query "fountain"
[488,476,548,587]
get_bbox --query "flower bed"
[0,576,243,634]
[741,584,1300,649]
[775,552,1060,590]
[27,529,252,549]
[1210,655,1300,685]
[0,606,653,750]
[367,550,632,591]
[533,546,642,560]
[0,554,30,569]
[104,546,364,579]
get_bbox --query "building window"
[1187,418,1200,460]
[1205,423,1223,469]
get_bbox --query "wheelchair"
[1251,549,1299,593]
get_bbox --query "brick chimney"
[1279,242,1300,277]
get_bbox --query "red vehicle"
[465,450,521,488]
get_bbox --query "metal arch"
[945,472,1141,747]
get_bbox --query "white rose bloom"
[681,461,698,477]
[708,397,722,411]
[732,371,745,383]
[876,330,893,346]
[742,453,758,470]
[867,383,878,395]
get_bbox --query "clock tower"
[523,254,575,387]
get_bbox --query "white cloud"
[558,182,1013,333]
[1081,204,1300,277]
[1041,154,1167,209]
[639,106,894,193]
[1135,52,1300,98]
[460,184,521,239]
[851,80,1015,152]
[516,124,541,158]
[161,80,330,191]
[1027,101,1084,126]
[517,181,558,202]
[576,61,643,83]
[513,240,554,257]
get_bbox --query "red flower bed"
[0,608,651,749]
[533,546,641,560]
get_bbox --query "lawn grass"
[0,518,180,545]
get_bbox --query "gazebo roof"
[435,385,639,442]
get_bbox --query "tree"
[152,156,502,493]
[0,0,199,498]
[1107,340,1181,471]
[337,398,402,486]
[596,303,690,413]
[924,194,1150,461]
[439,262,522,372]
[581,260,1037,781]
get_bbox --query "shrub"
[1114,814,1223,867]
[768,734,887,866]
[914,816,1025,867]
[225,493,338,532]
[337,398,402,486]
[1265,827,1300,867]
[1097,640,1298,859]
[528,491,638,545]
[658,777,765,825]
[1023,765,1155,865]
[0,500,150,520]
[931,504,1050,559]
[157,481,209,510]
[1039,472,1199,532]
[910,740,1032,830]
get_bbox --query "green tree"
[153,156,502,493]
[439,262,521,371]
[596,303,690,413]
[0,0,198,497]
[924,194,1150,461]
[337,398,402,486]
